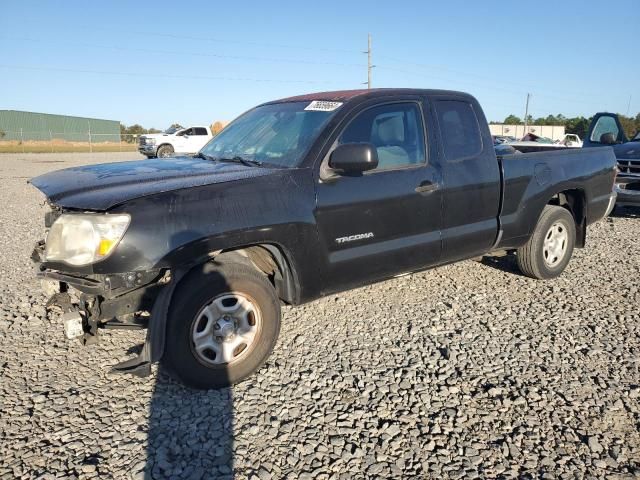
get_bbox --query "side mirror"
[600,132,616,145]
[329,143,378,174]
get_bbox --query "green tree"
[210,121,225,136]
[503,114,522,124]
[0,129,5,139]
[618,114,638,139]
[565,116,591,139]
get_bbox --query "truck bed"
[496,147,617,249]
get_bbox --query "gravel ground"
[0,152,639,479]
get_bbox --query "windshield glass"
[200,101,337,167]
[164,126,181,134]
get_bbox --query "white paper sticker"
[304,100,343,112]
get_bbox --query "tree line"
[491,113,640,139]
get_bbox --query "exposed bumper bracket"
[111,344,152,377]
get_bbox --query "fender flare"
[111,267,187,376]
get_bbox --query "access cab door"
[432,97,501,262]
[314,97,443,294]
[191,127,212,150]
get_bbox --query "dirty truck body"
[31,89,617,389]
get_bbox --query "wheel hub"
[543,221,568,267]
[215,317,236,340]
[190,293,261,366]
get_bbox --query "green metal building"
[0,110,120,143]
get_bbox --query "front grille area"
[618,159,640,174]
[138,137,146,146]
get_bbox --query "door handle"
[415,182,439,194]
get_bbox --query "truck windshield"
[200,101,337,168]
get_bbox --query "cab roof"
[265,88,471,105]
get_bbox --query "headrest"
[375,115,405,145]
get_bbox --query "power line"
[376,54,604,103]
[74,27,363,55]
[0,36,366,69]
[0,64,340,85]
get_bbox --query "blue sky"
[1,0,638,128]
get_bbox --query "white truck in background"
[138,126,213,158]
[556,134,582,148]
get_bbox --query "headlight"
[145,138,156,145]
[45,214,130,266]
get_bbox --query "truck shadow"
[143,262,235,479]
[478,252,525,277]
[145,370,234,479]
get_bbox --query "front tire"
[156,144,174,158]
[516,205,576,279]
[163,262,281,389]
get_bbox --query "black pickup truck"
[30,89,617,389]
[583,112,640,208]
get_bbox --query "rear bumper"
[615,175,640,207]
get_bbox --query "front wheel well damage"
[547,189,586,247]
[212,244,297,305]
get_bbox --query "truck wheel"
[516,205,576,279]
[163,262,281,389]
[156,144,174,158]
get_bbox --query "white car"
[556,134,583,148]
[138,126,213,158]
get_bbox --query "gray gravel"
[1,152,639,479]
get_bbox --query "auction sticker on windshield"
[304,101,343,112]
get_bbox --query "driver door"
[314,99,442,294]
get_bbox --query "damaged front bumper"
[32,240,171,376]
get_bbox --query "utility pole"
[626,95,632,116]
[365,33,373,89]
[523,93,531,138]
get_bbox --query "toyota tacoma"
[30,89,617,389]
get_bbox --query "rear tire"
[162,262,281,389]
[516,205,576,279]
[157,144,174,158]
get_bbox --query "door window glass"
[435,100,482,161]
[590,116,620,143]
[338,103,426,170]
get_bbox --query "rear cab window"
[590,116,620,143]
[435,100,483,162]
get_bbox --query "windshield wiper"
[193,152,215,161]
[217,155,263,167]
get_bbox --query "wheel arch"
[157,143,174,154]
[212,243,299,305]
[172,242,300,306]
[138,242,298,367]
[546,188,586,247]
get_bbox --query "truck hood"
[30,156,277,211]
[614,140,640,159]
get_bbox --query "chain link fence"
[0,130,141,153]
